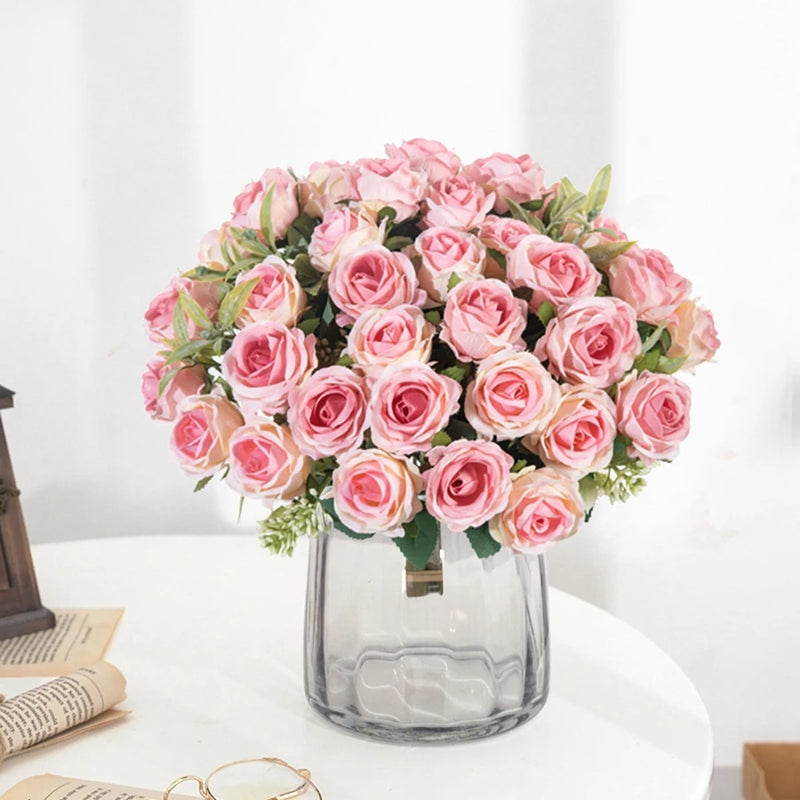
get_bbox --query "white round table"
[0,536,712,800]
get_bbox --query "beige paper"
[0,774,165,800]
[0,661,127,760]
[0,609,124,677]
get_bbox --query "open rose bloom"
[144,144,718,563]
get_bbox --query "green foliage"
[583,239,637,270]
[259,183,277,251]
[424,309,442,326]
[586,164,612,221]
[193,475,213,493]
[394,509,439,569]
[466,523,501,559]
[537,300,556,326]
[218,279,259,328]
[441,364,468,382]
[259,496,328,556]
[447,272,463,291]
[431,430,453,448]
[592,458,652,504]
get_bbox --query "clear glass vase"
[303,525,549,743]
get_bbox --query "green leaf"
[512,459,528,473]
[641,320,667,354]
[559,176,579,197]
[376,206,398,225]
[193,475,213,493]
[164,338,212,366]
[431,430,452,448]
[385,235,414,251]
[237,495,245,524]
[322,298,334,324]
[336,353,354,367]
[466,523,501,559]
[447,272,463,291]
[537,300,556,326]
[177,291,213,330]
[424,310,442,326]
[486,248,507,271]
[183,266,227,281]
[612,436,629,461]
[520,198,545,212]
[394,510,439,569]
[319,498,374,539]
[229,227,272,257]
[583,239,637,270]
[441,365,467,382]
[551,191,587,222]
[218,278,259,328]
[655,354,688,374]
[634,349,660,373]
[259,182,277,251]
[287,214,317,248]
[505,197,538,228]
[298,316,321,335]
[157,365,182,396]
[171,298,190,345]
[293,253,323,290]
[586,164,612,220]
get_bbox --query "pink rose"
[576,215,628,249]
[369,363,461,455]
[142,356,206,422]
[286,366,369,459]
[346,305,434,373]
[531,384,617,474]
[385,138,461,184]
[170,395,243,477]
[465,350,560,441]
[424,440,513,532]
[221,321,317,415]
[307,207,384,274]
[479,215,534,254]
[235,257,306,328]
[328,244,425,326]
[231,167,298,241]
[463,153,545,214]
[298,160,358,217]
[353,157,426,222]
[412,227,486,305]
[144,276,219,343]
[332,449,423,537]
[440,279,528,362]
[534,296,641,388]
[608,247,691,324]
[616,371,691,464]
[489,467,583,553]
[665,299,720,371]
[421,174,495,230]
[227,421,310,502]
[508,234,602,311]
[197,223,237,271]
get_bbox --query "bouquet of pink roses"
[142,139,719,568]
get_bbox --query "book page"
[0,774,166,800]
[0,661,127,760]
[0,610,124,677]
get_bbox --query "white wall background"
[1,0,798,783]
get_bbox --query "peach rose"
[369,363,461,455]
[235,257,306,328]
[665,299,720,371]
[489,467,583,553]
[412,227,486,305]
[286,366,369,459]
[616,371,691,464]
[463,153,545,214]
[608,247,691,324]
[170,394,243,477]
[231,167,299,241]
[142,356,206,422]
[221,321,317,415]
[353,157,426,222]
[307,207,384,274]
[465,350,560,441]
[328,244,426,326]
[298,160,358,218]
[534,296,641,388]
[508,234,601,312]
[531,384,617,474]
[385,138,461,184]
[227,421,309,502]
[144,276,219,343]
[197,222,238,270]
[332,449,423,537]
[422,174,495,230]
[440,279,528,362]
[345,305,434,373]
[424,439,514,531]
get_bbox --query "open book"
[1,774,167,800]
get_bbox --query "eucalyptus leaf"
[218,278,259,328]
[466,523,501,559]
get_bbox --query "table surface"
[0,535,713,800]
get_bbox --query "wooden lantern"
[0,386,54,639]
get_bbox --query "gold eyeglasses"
[163,757,323,800]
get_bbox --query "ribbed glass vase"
[303,525,549,743]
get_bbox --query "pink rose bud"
[369,363,462,455]
[440,279,528,363]
[231,167,299,241]
[465,350,560,442]
[345,305,435,374]
[332,449,423,537]
[412,227,486,305]
[307,207,384,274]
[385,138,462,184]
[531,384,617,474]
[489,467,584,553]
[424,439,514,532]
[226,421,310,502]
[144,276,219,343]
[298,160,358,218]
[616,371,692,464]
[353,157,426,222]
[508,234,602,312]
[170,395,243,477]
[286,366,369,459]
[221,321,317,415]
[328,244,426,326]
[463,153,546,214]
[534,296,641,388]
[665,299,720,371]
[608,247,691,325]
[235,257,306,328]
[142,356,206,422]
[421,174,496,230]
